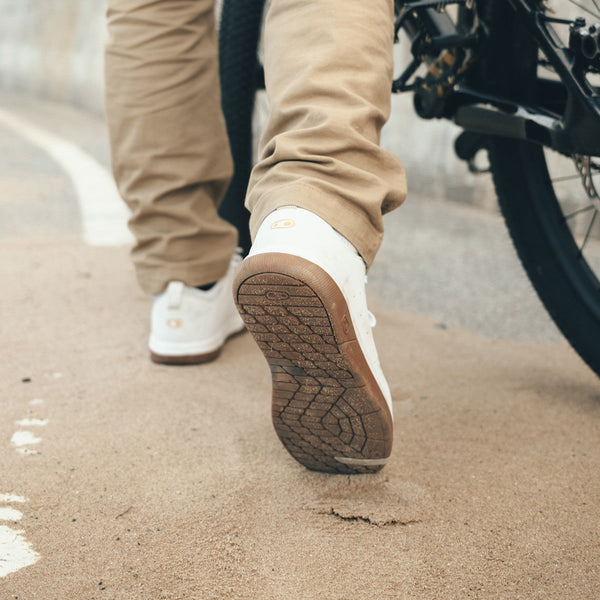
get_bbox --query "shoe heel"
[234,253,393,474]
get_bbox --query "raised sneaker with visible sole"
[233,206,393,474]
[149,252,245,364]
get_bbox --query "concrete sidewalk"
[1,95,599,599]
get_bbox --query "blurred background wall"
[0,0,106,114]
[0,0,494,209]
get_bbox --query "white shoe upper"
[149,252,245,358]
[248,206,393,417]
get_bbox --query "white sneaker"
[233,206,393,474]
[149,253,245,364]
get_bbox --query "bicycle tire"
[479,0,600,377]
[218,0,266,254]
[489,140,600,376]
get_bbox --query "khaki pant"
[105,0,406,295]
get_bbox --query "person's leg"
[246,0,406,265]
[105,0,238,295]
[105,0,243,364]
[235,0,405,473]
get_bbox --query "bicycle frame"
[395,0,600,156]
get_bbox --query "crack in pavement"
[322,507,422,527]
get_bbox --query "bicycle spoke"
[579,209,598,255]
[552,174,586,183]
[565,204,596,220]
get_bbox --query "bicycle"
[217,0,600,378]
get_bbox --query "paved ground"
[1,93,599,599]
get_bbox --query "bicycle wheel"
[218,0,266,254]
[480,0,600,376]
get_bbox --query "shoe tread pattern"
[235,255,392,474]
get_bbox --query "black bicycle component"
[394,0,600,376]
[489,141,600,377]
[455,4,600,155]
[393,0,481,117]
[218,0,266,255]
[454,130,489,172]
[396,0,600,156]
[452,86,562,149]
[478,0,600,377]
[569,18,600,66]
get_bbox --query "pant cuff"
[248,182,383,268]
[135,254,234,295]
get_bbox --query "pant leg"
[105,0,238,295]
[246,0,407,267]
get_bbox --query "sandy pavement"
[1,237,598,599]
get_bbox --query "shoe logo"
[166,318,183,329]
[266,290,289,301]
[270,218,296,230]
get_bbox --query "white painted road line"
[0,387,50,577]
[10,431,42,447]
[15,419,48,427]
[0,107,133,247]
[0,525,40,578]
[0,507,23,521]
[0,495,39,578]
[0,495,27,504]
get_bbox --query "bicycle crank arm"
[455,103,560,147]
[452,87,600,156]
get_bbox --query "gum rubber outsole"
[150,349,222,365]
[234,253,393,474]
[149,329,246,365]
